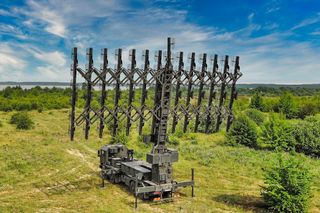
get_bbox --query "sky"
[0,0,319,84]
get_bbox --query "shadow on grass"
[213,194,268,213]
[100,180,191,208]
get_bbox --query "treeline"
[228,110,320,158]
[1,86,320,117]
[228,92,320,158]
[0,86,72,111]
[0,86,154,112]
[238,86,320,96]
[249,92,320,119]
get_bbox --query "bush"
[276,92,298,119]
[226,115,258,148]
[10,112,34,130]
[297,102,317,119]
[249,92,264,111]
[260,117,296,151]
[168,136,180,146]
[261,155,312,212]
[111,131,128,145]
[245,109,264,125]
[292,119,320,157]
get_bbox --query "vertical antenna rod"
[113,49,122,136]
[70,47,77,141]
[99,48,108,138]
[172,52,183,133]
[194,53,207,132]
[151,50,162,138]
[139,50,149,135]
[205,54,218,133]
[226,56,240,131]
[84,48,93,140]
[126,49,136,136]
[215,55,229,132]
[183,52,195,133]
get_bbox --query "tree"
[293,119,320,157]
[277,92,297,119]
[249,92,264,111]
[261,155,312,213]
[245,109,264,125]
[260,116,296,151]
[226,115,258,148]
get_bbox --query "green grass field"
[0,110,320,212]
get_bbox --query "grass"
[0,110,320,212]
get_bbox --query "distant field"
[0,110,320,212]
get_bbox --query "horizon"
[1,81,320,86]
[0,0,320,83]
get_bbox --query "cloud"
[1,0,320,83]
[265,0,281,14]
[20,0,68,37]
[0,8,15,16]
[310,30,320,35]
[248,13,254,22]
[0,24,28,39]
[0,43,27,81]
[24,47,68,81]
[29,49,66,67]
[291,13,320,30]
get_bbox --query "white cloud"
[30,50,66,67]
[20,0,67,37]
[310,30,320,35]
[34,65,68,81]
[0,43,27,81]
[24,47,68,81]
[291,14,320,30]
[2,0,320,83]
[248,13,254,22]
[0,8,15,16]
[0,24,28,39]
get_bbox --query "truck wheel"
[139,193,149,200]
[110,174,115,183]
[114,175,120,183]
[129,181,135,193]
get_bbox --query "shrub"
[245,109,264,125]
[10,112,34,130]
[261,155,312,212]
[226,115,258,148]
[111,131,128,145]
[260,117,296,151]
[292,119,320,157]
[276,92,298,119]
[297,102,317,119]
[168,136,180,146]
[249,92,264,111]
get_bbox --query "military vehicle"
[69,37,241,207]
[98,144,194,202]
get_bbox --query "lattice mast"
[147,38,176,184]
[69,38,242,142]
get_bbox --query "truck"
[98,144,194,202]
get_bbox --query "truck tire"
[110,174,115,183]
[129,181,135,193]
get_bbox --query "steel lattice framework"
[69,38,242,144]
